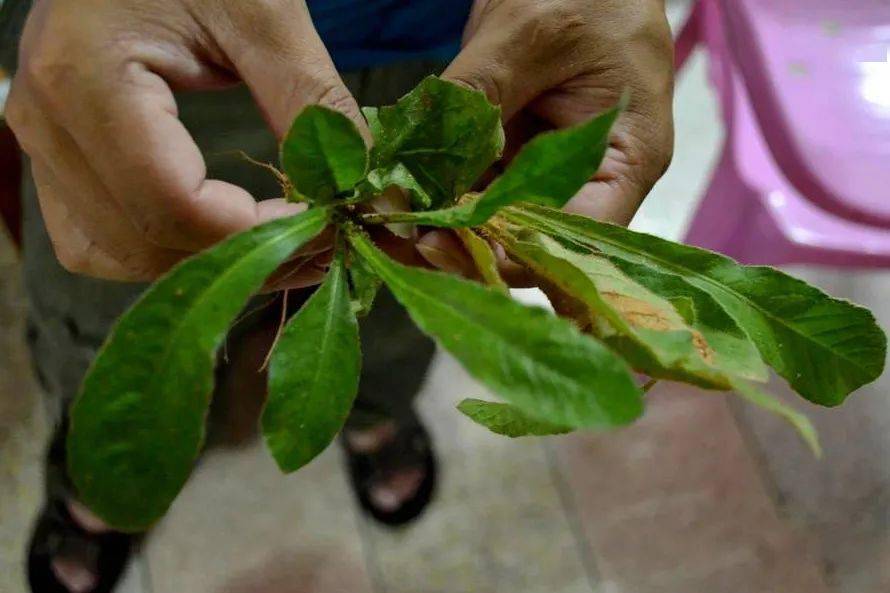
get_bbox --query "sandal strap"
[342,412,438,527]
[344,415,430,486]
[28,421,136,593]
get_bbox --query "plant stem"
[360,211,419,225]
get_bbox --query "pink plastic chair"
[677,0,890,268]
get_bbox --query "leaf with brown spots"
[491,227,748,389]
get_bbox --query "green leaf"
[669,296,697,325]
[348,249,382,317]
[457,399,572,437]
[360,100,622,228]
[605,258,769,383]
[281,105,368,204]
[263,249,361,473]
[494,230,728,387]
[504,204,887,406]
[67,208,329,531]
[347,227,643,429]
[366,76,504,208]
[365,164,432,209]
[454,228,508,292]
[362,106,382,139]
[732,381,821,458]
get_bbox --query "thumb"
[209,1,368,141]
[442,16,559,122]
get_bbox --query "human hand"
[417,0,675,283]
[6,0,364,283]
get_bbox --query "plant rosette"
[65,77,887,532]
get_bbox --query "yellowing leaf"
[503,203,885,406]
[492,228,733,389]
[454,228,508,292]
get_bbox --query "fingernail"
[258,201,307,223]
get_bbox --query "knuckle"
[53,242,89,274]
[517,1,588,56]
[118,250,169,281]
[137,209,186,247]
[302,75,360,118]
[449,67,505,110]
[134,191,202,248]
[3,84,30,135]
[24,44,78,97]
[219,0,305,49]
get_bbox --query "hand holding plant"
[66,77,886,533]
[5,0,364,283]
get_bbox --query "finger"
[263,253,332,292]
[8,74,188,279]
[443,7,582,121]
[29,66,285,252]
[30,159,180,281]
[416,231,478,279]
[417,230,537,288]
[8,84,193,271]
[541,87,669,225]
[564,179,644,227]
[210,1,368,140]
[19,8,308,254]
[531,78,673,224]
[490,242,537,289]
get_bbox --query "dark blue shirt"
[308,0,474,70]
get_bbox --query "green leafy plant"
[66,77,887,532]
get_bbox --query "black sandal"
[27,423,136,593]
[342,414,437,527]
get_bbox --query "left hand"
[417,0,675,283]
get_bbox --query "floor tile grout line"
[723,396,837,590]
[346,457,389,593]
[542,440,604,592]
[137,551,154,593]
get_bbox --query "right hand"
[6,0,365,283]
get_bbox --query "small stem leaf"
[362,106,382,139]
[457,399,573,438]
[493,228,765,389]
[359,194,481,227]
[348,249,382,317]
[347,228,643,429]
[263,249,361,473]
[503,204,887,407]
[454,228,508,292]
[281,106,369,204]
[732,381,822,458]
[364,164,432,210]
[358,100,623,228]
[466,98,623,219]
[367,76,504,208]
[67,208,329,531]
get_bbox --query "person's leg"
[22,83,288,592]
[21,156,145,592]
[338,61,444,525]
[346,60,444,429]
